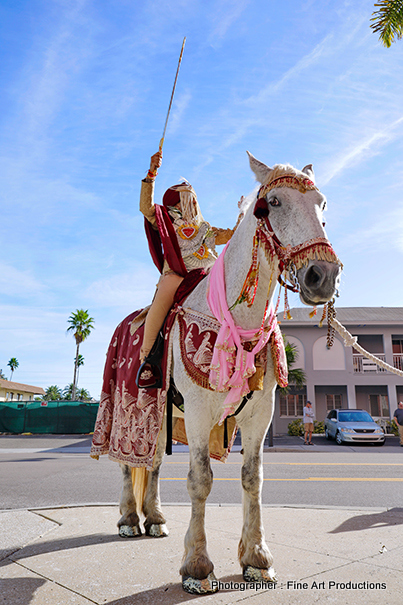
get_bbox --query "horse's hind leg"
[238,395,277,583]
[180,412,217,594]
[143,417,169,537]
[118,463,142,538]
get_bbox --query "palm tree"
[76,388,91,402]
[76,354,85,385]
[371,1,403,47]
[7,358,19,381]
[278,339,306,396]
[63,383,74,400]
[44,385,63,401]
[0,369,6,380]
[67,310,94,401]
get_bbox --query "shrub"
[313,420,325,434]
[288,418,304,436]
[377,419,398,436]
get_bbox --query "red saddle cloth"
[90,270,210,470]
[90,268,288,470]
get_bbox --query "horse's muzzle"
[297,260,341,306]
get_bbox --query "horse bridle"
[253,186,340,294]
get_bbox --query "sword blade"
[159,36,186,152]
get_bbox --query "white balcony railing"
[393,354,403,371]
[353,353,387,373]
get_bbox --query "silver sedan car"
[325,409,385,446]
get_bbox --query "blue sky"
[1,0,403,398]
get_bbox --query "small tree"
[371,1,403,47]
[63,383,74,400]
[0,369,7,380]
[44,385,63,401]
[7,358,19,381]
[76,388,91,402]
[278,340,306,396]
[67,310,94,400]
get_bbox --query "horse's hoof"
[146,523,169,537]
[243,565,277,583]
[118,524,142,538]
[182,572,218,594]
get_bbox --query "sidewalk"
[1,502,403,604]
[1,433,402,604]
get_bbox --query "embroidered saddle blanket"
[90,273,288,470]
[177,307,288,392]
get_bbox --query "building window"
[326,394,342,411]
[279,394,305,417]
[369,394,389,417]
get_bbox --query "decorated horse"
[90,152,342,594]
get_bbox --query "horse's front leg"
[238,390,277,583]
[180,406,217,594]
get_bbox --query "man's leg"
[140,273,184,362]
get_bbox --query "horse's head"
[247,152,342,306]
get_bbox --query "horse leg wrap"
[182,572,218,594]
[243,565,277,583]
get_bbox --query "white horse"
[116,152,342,594]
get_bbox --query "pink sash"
[207,242,276,424]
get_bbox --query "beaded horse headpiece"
[233,167,342,321]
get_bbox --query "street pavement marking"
[161,477,403,482]
[164,461,403,466]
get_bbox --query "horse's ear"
[247,151,272,184]
[302,164,315,183]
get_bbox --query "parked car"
[325,409,385,446]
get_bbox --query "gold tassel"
[319,304,327,328]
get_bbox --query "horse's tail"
[131,466,149,514]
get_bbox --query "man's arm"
[140,151,162,227]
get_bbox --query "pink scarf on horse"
[207,242,276,424]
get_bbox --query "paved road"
[1,433,402,510]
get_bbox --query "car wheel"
[325,427,331,440]
[335,431,344,445]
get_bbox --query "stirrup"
[136,359,163,389]
[136,330,164,390]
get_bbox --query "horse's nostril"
[305,265,324,288]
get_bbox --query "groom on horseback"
[137,151,239,386]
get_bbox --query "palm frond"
[371,1,403,47]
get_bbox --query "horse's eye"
[269,197,281,207]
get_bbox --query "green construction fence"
[0,400,100,434]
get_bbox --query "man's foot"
[136,360,162,389]
[304,441,308,445]
[308,442,314,445]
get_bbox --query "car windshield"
[338,411,373,423]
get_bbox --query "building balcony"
[353,353,386,373]
[393,354,403,371]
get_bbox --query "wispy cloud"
[0,263,45,298]
[320,117,403,185]
[208,0,250,43]
[85,264,159,309]
[168,90,192,135]
[244,34,333,107]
